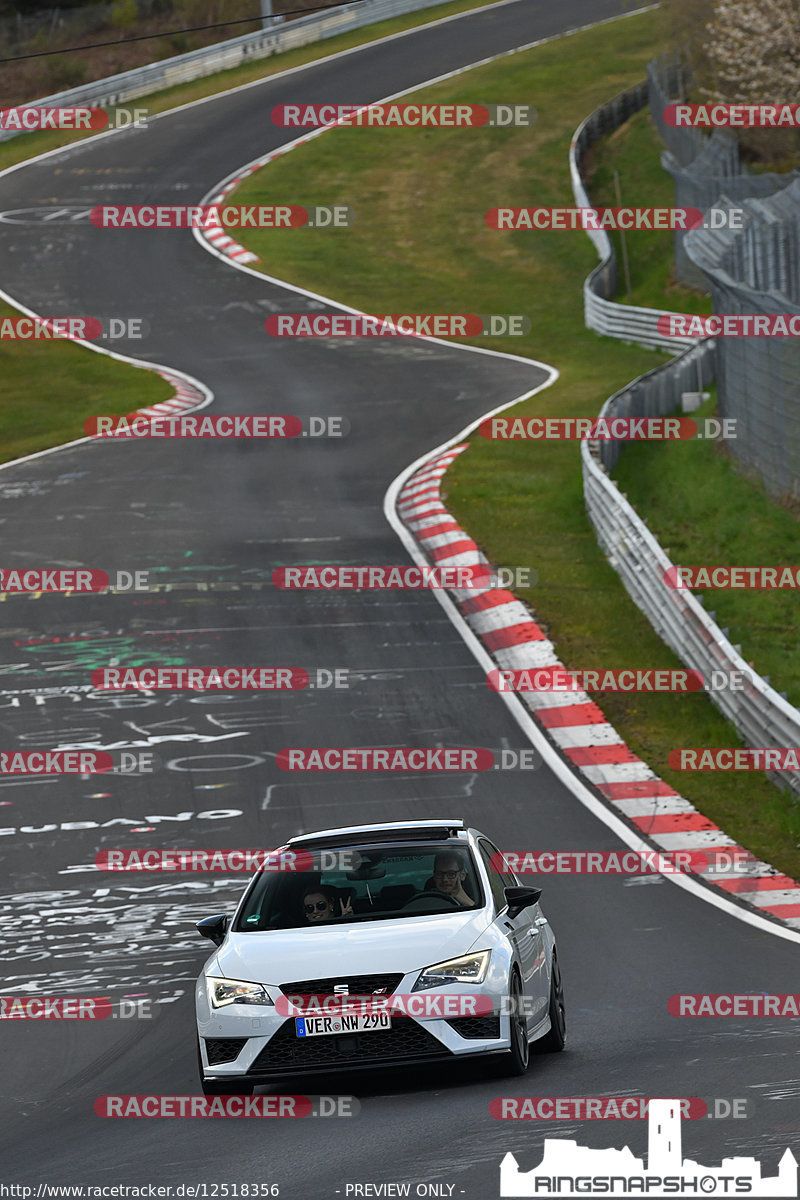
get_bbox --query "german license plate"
[295,1011,391,1037]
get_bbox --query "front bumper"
[197,984,513,1080]
[197,1017,503,1084]
[203,1013,505,1079]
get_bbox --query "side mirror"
[196,914,228,946]
[504,886,542,919]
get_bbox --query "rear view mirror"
[345,854,386,880]
[345,865,386,880]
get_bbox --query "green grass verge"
[614,393,800,706]
[224,4,800,880]
[584,108,712,314]
[0,304,173,463]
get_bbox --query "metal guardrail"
[569,81,696,352]
[0,0,454,142]
[580,341,800,800]
[573,89,800,799]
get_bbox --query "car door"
[478,839,549,1030]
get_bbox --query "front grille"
[205,1037,248,1065]
[279,973,404,998]
[447,1015,501,1040]
[249,1018,449,1072]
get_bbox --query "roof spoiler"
[287,820,465,848]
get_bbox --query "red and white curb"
[398,444,800,931]
[202,168,260,264]
[196,139,323,264]
[91,366,208,431]
[130,367,208,420]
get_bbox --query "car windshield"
[234,841,484,931]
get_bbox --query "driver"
[432,853,474,908]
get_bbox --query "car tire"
[197,1040,254,1095]
[537,950,566,1052]
[502,970,530,1076]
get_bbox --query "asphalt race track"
[0,1,798,1195]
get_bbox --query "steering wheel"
[401,889,462,911]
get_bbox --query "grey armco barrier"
[0,0,453,143]
[684,182,800,501]
[569,80,695,351]
[647,53,800,288]
[580,341,800,800]
[572,90,800,798]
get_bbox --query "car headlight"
[207,977,273,1008]
[412,950,491,991]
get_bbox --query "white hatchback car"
[195,819,565,1093]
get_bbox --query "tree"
[704,0,800,104]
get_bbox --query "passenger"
[301,886,353,923]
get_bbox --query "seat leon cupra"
[194,819,565,1093]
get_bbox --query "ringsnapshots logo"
[499,1098,797,1197]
